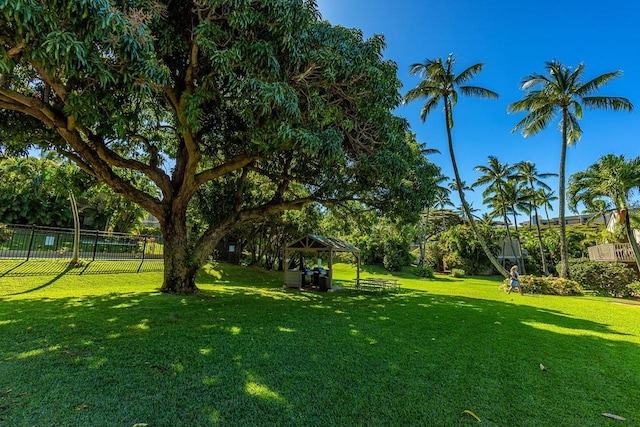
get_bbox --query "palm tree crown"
[508,60,633,143]
[404,55,499,127]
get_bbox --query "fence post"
[8,228,14,251]
[26,225,36,261]
[137,236,147,273]
[92,230,99,261]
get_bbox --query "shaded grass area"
[0,263,639,426]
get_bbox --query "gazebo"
[283,234,360,291]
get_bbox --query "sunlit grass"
[0,261,639,426]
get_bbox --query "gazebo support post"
[328,249,333,289]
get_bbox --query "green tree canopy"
[569,154,640,270]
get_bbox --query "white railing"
[588,244,635,262]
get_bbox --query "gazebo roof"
[286,234,360,253]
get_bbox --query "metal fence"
[0,224,163,275]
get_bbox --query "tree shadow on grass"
[0,259,163,277]
[1,285,639,426]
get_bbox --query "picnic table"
[353,277,400,292]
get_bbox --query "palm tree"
[536,188,557,228]
[472,156,524,272]
[508,60,633,278]
[568,154,640,270]
[581,198,613,226]
[404,55,506,276]
[514,161,557,274]
[502,179,529,234]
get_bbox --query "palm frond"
[419,96,440,122]
[522,106,556,136]
[575,71,622,96]
[459,86,499,99]
[511,104,556,135]
[582,96,634,112]
[454,63,484,85]
[520,73,551,90]
[507,91,552,113]
[571,101,583,119]
[562,113,583,144]
[408,62,428,77]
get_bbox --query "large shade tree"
[508,60,633,278]
[403,55,507,277]
[0,1,438,293]
[569,154,640,270]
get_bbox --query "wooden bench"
[353,277,400,292]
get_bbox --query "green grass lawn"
[1,262,639,426]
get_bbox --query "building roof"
[286,234,360,252]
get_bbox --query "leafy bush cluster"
[0,224,11,243]
[351,226,412,272]
[501,275,583,296]
[450,268,465,278]
[628,281,640,297]
[566,259,638,297]
[413,265,435,278]
[439,224,498,275]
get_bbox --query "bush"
[450,268,465,278]
[413,265,435,278]
[382,236,412,271]
[565,260,638,297]
[438,224,498,275]
[628,281,640,297]
[500,275,583,296]
[0,224,11,244]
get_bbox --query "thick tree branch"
[89,134,172,197]
[31,62,69,103]
[190,197,314,271]
[194,154,258,187]
[56,128,165,218]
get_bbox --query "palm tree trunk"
[622,208,640,271]
[510,206,527,274]
[558,109,570,278]
[444,99,508,278]
[544,205,551,229]
[502,206,521,271]
[533,202,549,275]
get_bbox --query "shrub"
[450,268,465,278]
[626,281,640,297]
[566,260,638,297]
[413,265,435,278]
[438,224,498,275]
[500,275,583,296]
[0,224,11,244]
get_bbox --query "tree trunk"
[622,208,640,271]
[533,203,550,275]
[558,109,570,278]
[443,99,508,278]
[502,208,521,272]
[160,208,199,294]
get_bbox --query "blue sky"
[316,0,640,221]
